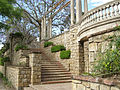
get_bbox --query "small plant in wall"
[15,44,28,51]
[44,41,53,47]
[51,45,66,53]
[0,57,10,66]
[60,50,71,59]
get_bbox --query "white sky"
[88,0,113,7]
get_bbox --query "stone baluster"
[101,8,104,20]
[107,5,111,18]
[91,12,95,23]
[76,0,82,23]
[93,12,96,22]
[97,9,100,21]
[104,7,107,19]
[90,13,93,24]
[95,11,97,22]
[116,3,119,15]
[112,4,115,16]
[70,0,75,25]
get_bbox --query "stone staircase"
[41,60,72,84]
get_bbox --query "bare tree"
[16,0,71,39]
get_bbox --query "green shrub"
[51,45,66,53]
[0,57,4,66]
[113,25,120,31]
[10,32,23,38]
[0,72,3,78]
[3,57,10,62]
[60,50,71,59]
[44,42,53,47]
[15,44,28,51]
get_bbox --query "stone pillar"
[76,0,82,23]
[70,0,75,25]
[84,0,88,14]
[49,18,52,38]
[29,52,41,85]
[43,16,46,39]
[41,19,44,40]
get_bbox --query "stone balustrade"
[78,0,120,37]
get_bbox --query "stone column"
[76,0,82,23]
[49,18,52,38]
[84,0,88,14]
[41,19,44,40]
[70,0,75,25]
[43,16,46,39]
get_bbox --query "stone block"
[90,83,100,90]
[89,43,98,52]
[78,84,86,90]
[89,52,95,62]
[82,81,90,88]
[111,87,120,90]
[100,85,111,90]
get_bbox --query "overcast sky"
[0,0,113,49]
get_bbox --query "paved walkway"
[25,83,72,90]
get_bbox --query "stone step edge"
[41,80,72,84]
[41,75,72,78]
[42,77,71,81]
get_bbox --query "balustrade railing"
[80,0,120,32]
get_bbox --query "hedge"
[51,45,66,53]
[60,50,71,59]
[44,42,53,47]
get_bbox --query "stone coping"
[7,66,31,69]
[73,75,120,87]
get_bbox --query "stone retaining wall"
[73,76,120,90]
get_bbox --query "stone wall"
[40,27,80,76]
[88,31,118,72]
[6,66,31,90]
[72,76,120,90]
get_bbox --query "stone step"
[41,80,72,84]
[41,77,71,81]
[41,65,62,68]
[41,69,68,72]
[41,72,71,75]
[42,74,71,78]
[41,67,66,70]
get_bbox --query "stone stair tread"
[42,72,71,75]
[41,80,72,84]
[42,77,71,81]
[42,74,71,78]
[42,68,66,71]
